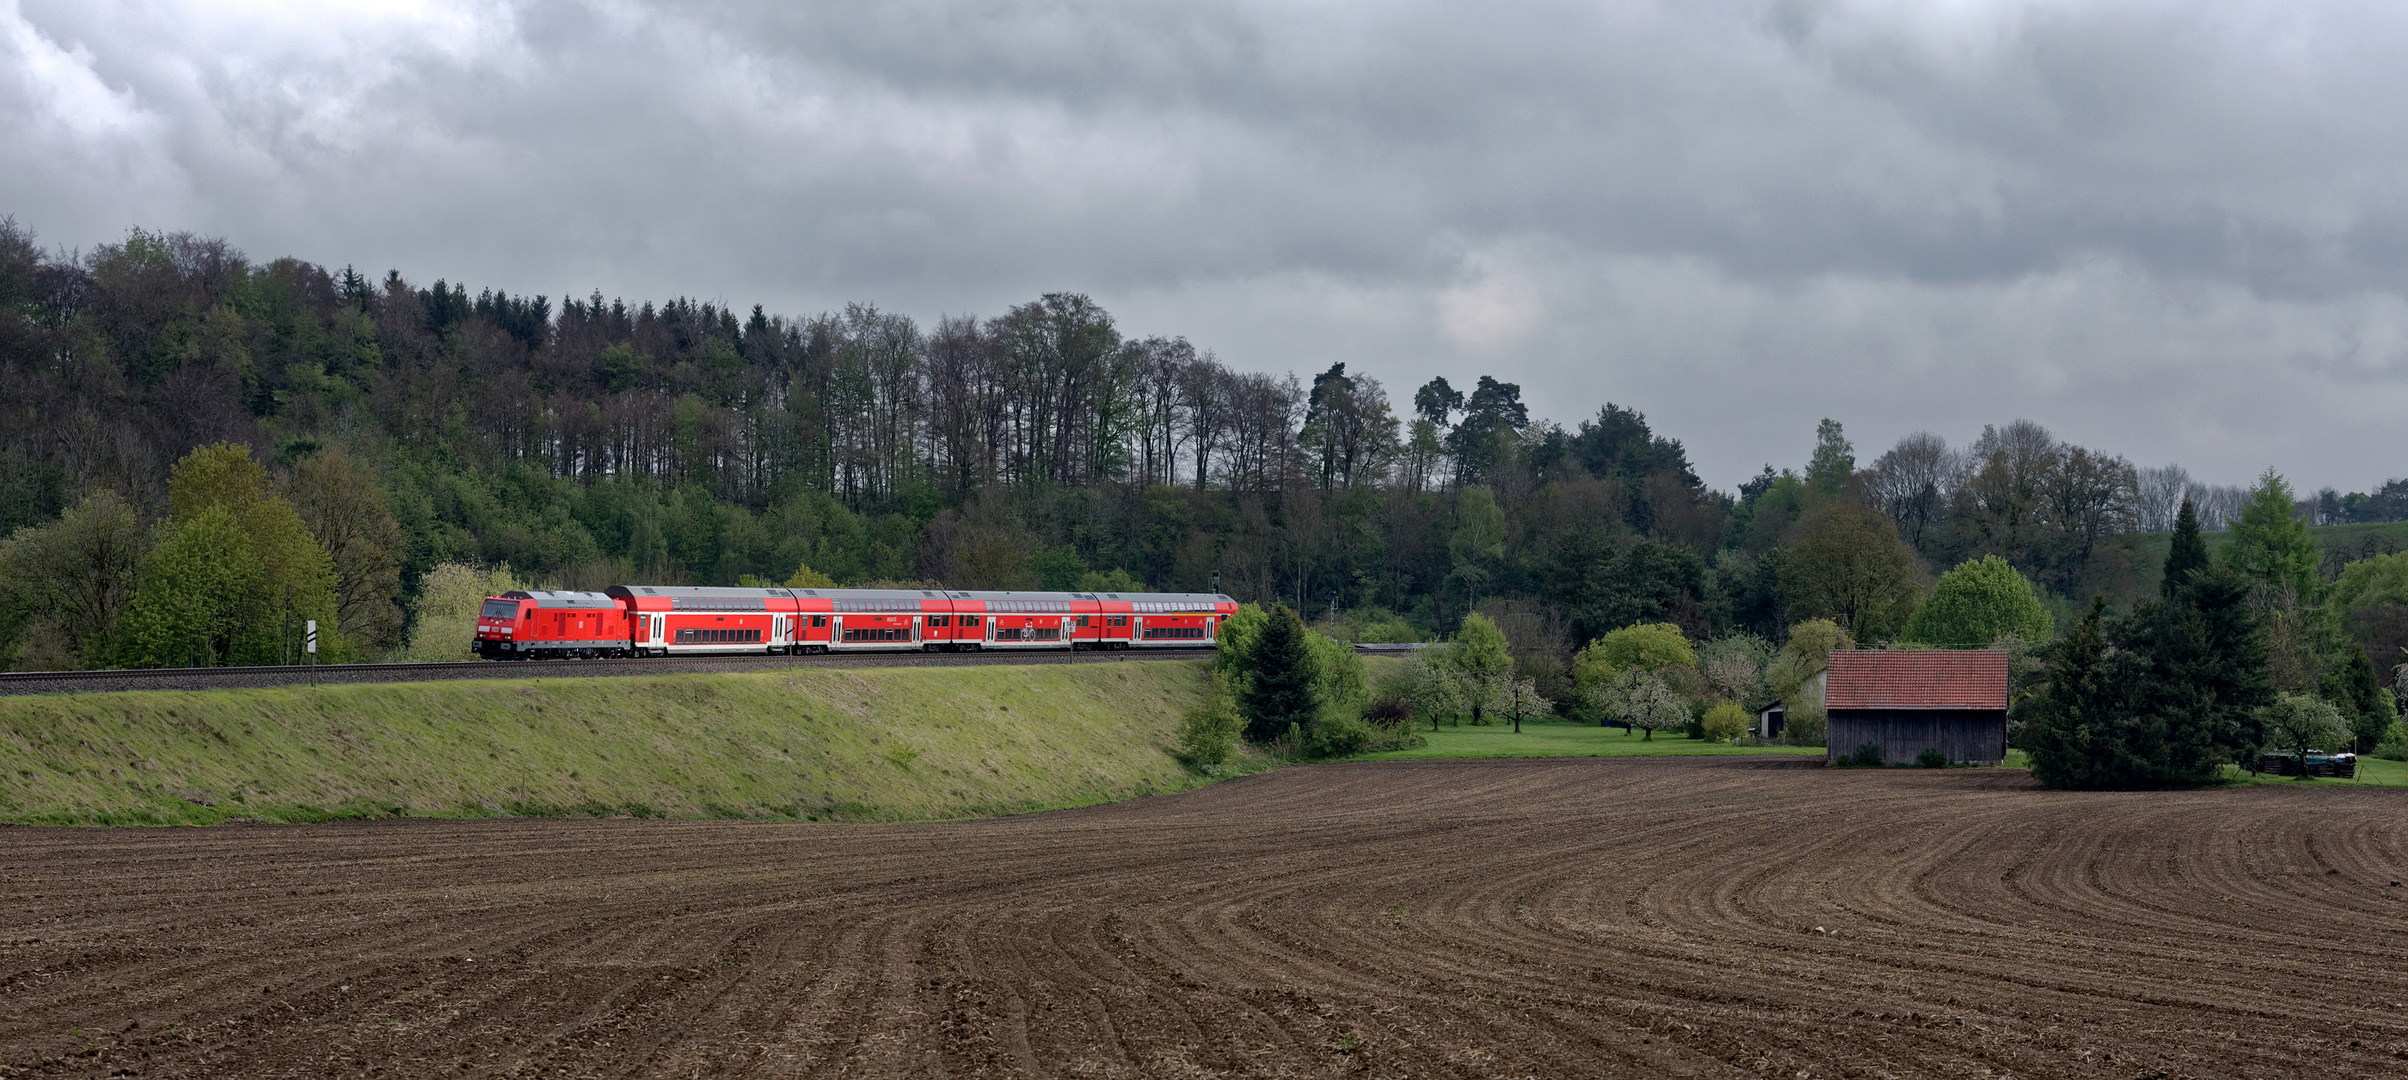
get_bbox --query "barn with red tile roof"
[1824,649,2009,765]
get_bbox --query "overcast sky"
[7,0,2407,493]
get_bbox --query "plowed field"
[5,757,2406,1078]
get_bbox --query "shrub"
[1215,603,1267,681]
[1175,673,1245,772]
[1308,712,1378,758]
[1783,700,1827,746]
[1848,742,1884,767]
[1305,628,1368,714]
[2373,721,2407,762]
[1363,694,1412,725]
[1701,700,1750,742]
[1916,747,1948,769]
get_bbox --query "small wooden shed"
[1824,650,2009,765]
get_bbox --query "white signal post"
[306,620,317,686]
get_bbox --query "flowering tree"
[1488,672,1553,734]
[1405,650,1472,730]
[1589,667,1689,739]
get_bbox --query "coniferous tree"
[2162,496,2208,600]
[1237,604,1320,744]
[2024,597,2118,789]
[2173,566,2274,765]
[2225,470,2320,599]
[2034,567,2272,789]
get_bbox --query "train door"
[832,615,844,649]
[912,615,922,645]
[1059,617,1072,645]
[1133,616,1143,644]
[772,614,788,650]
[1204,616,1215,643]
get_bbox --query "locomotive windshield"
[480,600,519,620]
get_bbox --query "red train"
[472,586,1237,660]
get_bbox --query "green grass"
[2223,755,2408,788]
[1358,718,1823,761]
[0,660,1247,825]
[2134,520,2408,593]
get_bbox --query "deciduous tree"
[1901,555,2051,646]
[0,490,146,669]
[2259,692,2349,775]
[1783,499,1922,642]
[285,447,404,655]
[1590,668,1687,739]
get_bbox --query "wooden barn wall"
[1825,710,2007,764]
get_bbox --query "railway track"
[0,647,1218,696]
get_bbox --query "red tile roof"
[1824,650,2008,710]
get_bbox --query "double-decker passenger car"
[607,585,803,657]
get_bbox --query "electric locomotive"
[473,590,636,660]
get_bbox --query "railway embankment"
[0,660,1228,825]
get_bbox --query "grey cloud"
[5,0,2408,490]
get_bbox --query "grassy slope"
[2133,520,2408,593]
[1362,718,1822,761]
[0,660,1228,826]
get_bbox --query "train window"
[481,599,517,620]
[811,615,826,628]
[1076,616,1089,627]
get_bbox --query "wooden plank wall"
[1826,710,2008,765]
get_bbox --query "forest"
[5,218,2408,743]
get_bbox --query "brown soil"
[4,757,2405,1078]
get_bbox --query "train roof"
[503,590,619,609]
[1092,592,1233,604]
[791,588,954,601]
[947,590,1233,604]
[598,584,1235,605]
[605,585,800,599]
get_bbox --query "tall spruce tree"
[2024,598,2119,789]
[2163,496,2208,600]
[1237,604,1321,744]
